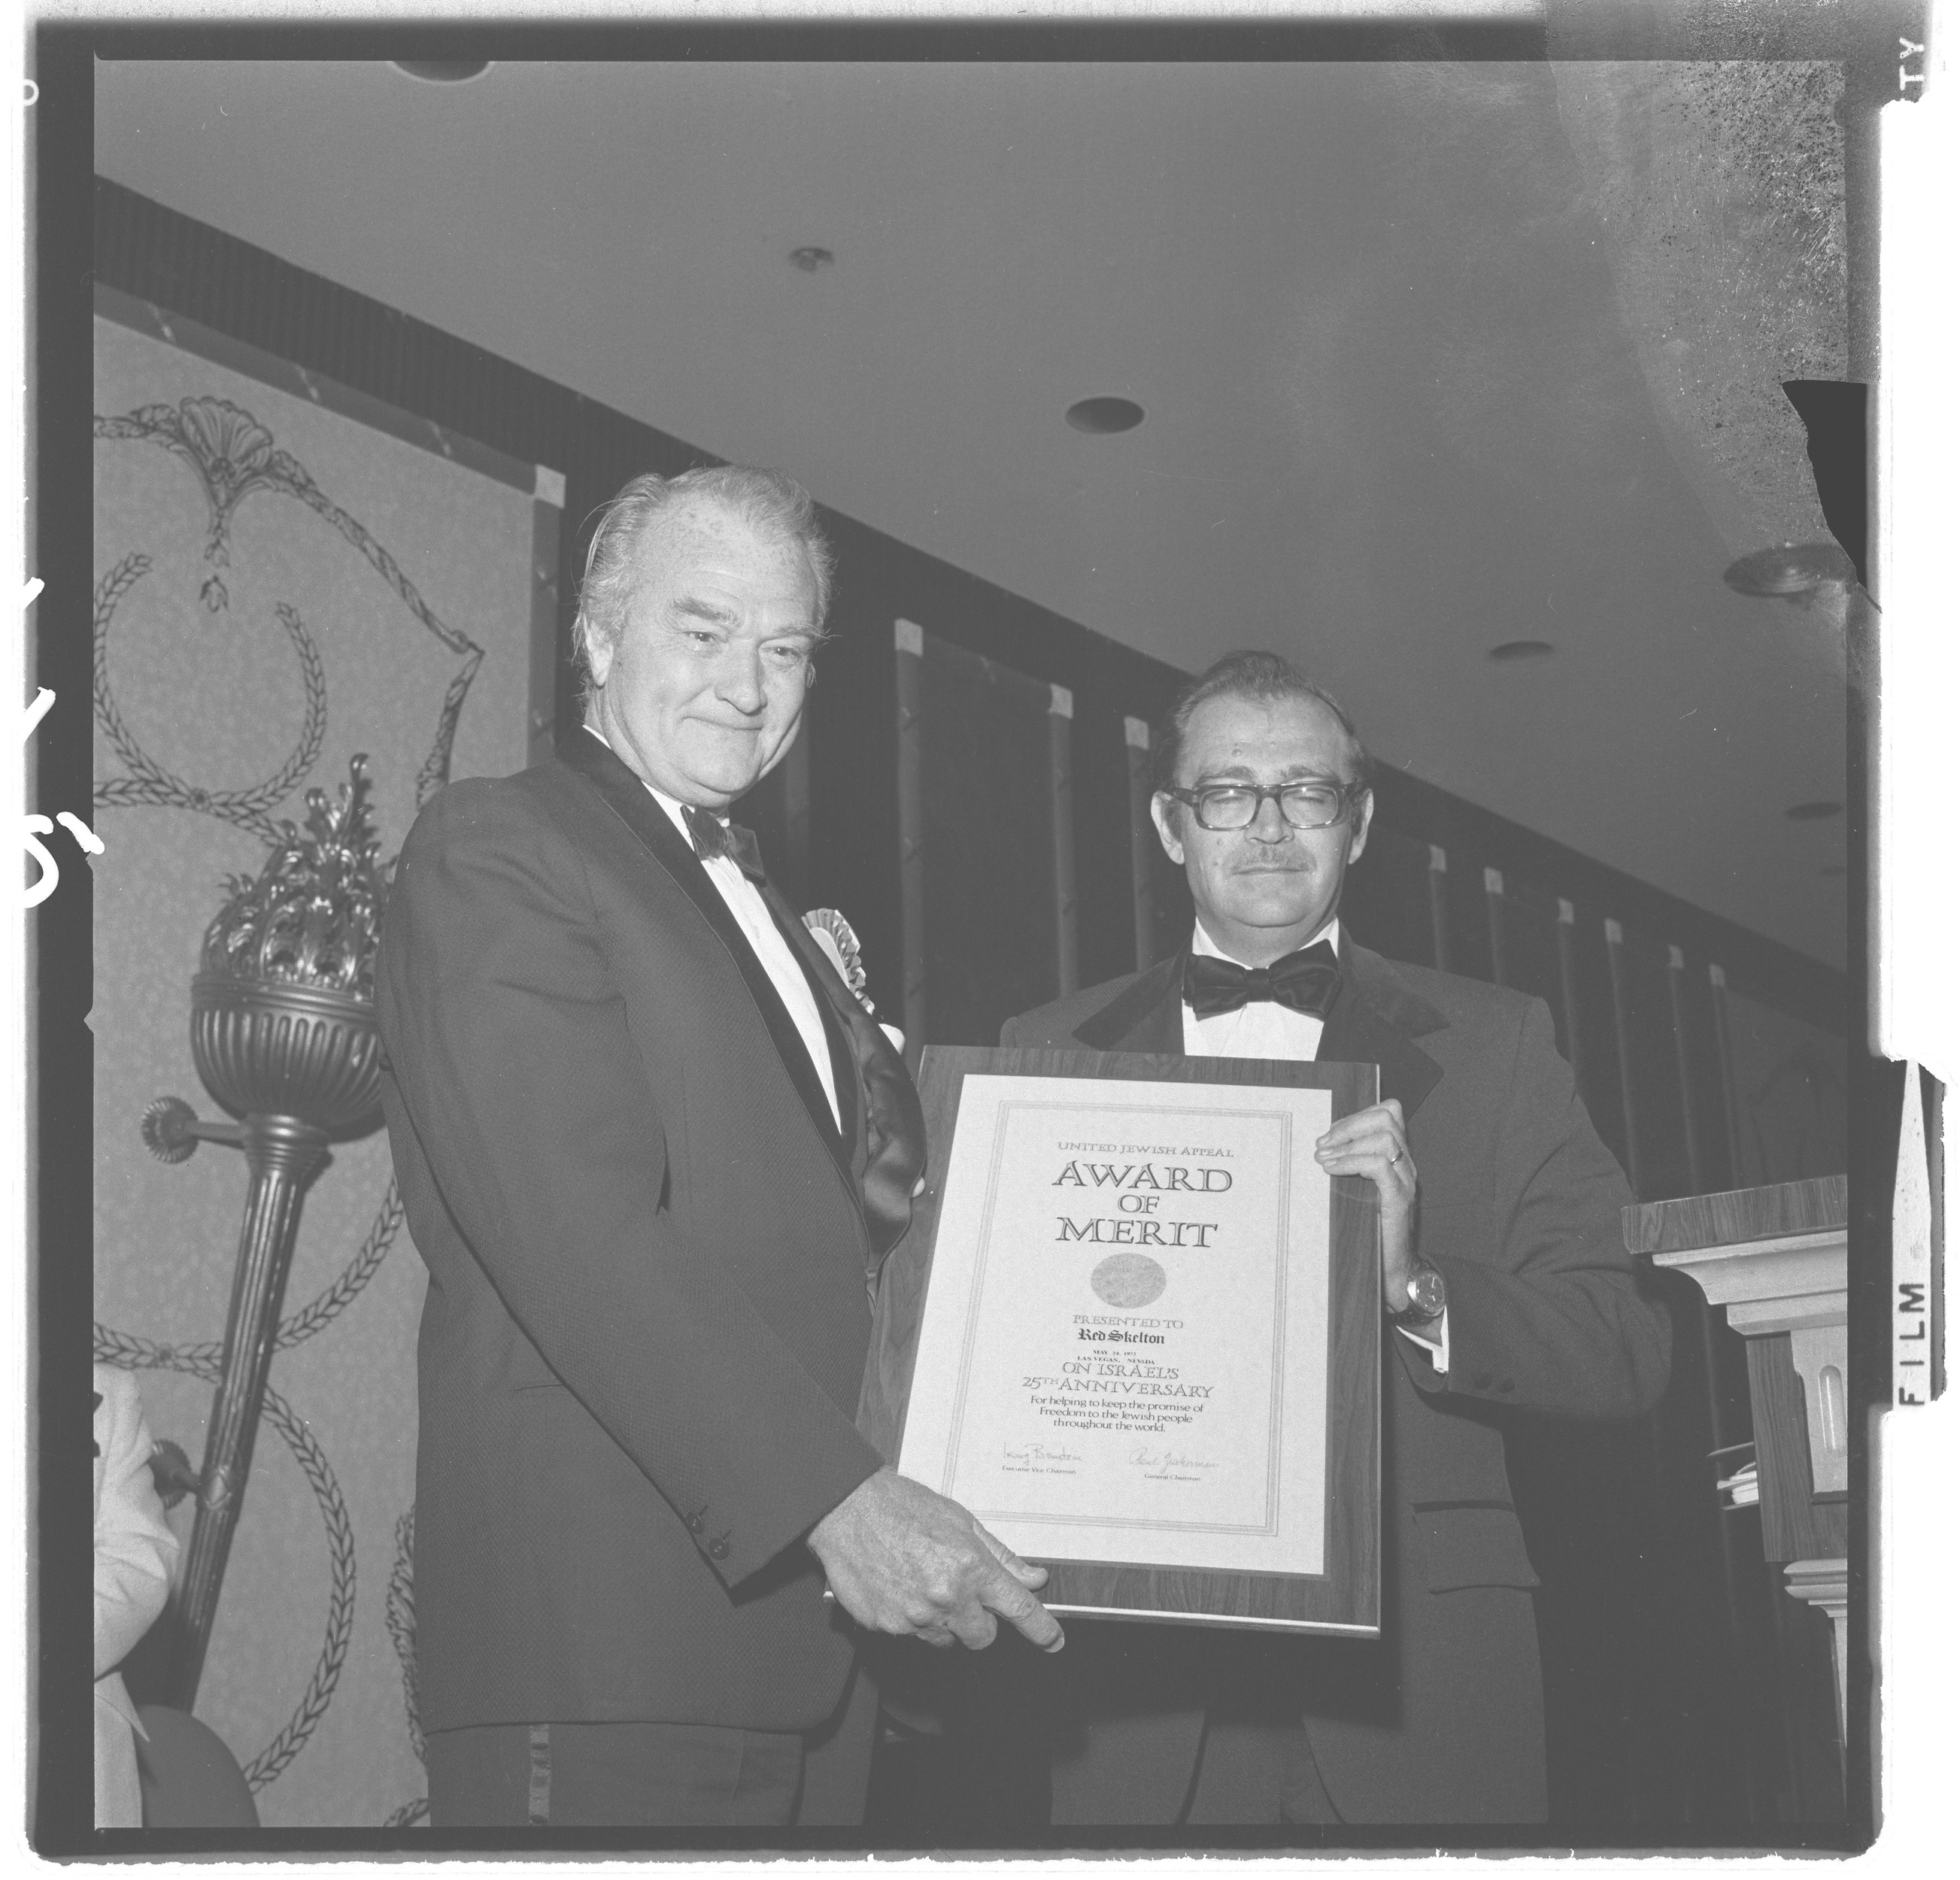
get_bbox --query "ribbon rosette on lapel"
[802,908,876,1015]
[802,906,921,1218]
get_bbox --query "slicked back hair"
[571,464,835,705]
[1150,650,1373,802]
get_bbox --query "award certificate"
[897,1075,1329,1576]
[865,1046,1380,1633]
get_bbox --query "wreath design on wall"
[382,1506,429,1827]
[93,391,487,1808]
[93,395,486,817]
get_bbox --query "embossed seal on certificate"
[1091,1251,1167,1308]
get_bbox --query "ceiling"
[94,57,1850,967]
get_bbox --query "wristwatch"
[1387,1263,1447,1327]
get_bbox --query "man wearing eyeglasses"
[1000,650,1670,1827]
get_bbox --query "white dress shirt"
[587,729,841,1133]
[1179,918,1448,1368]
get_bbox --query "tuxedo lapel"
[761,896,863,1160]
[769,904,861,1166]
[1072,954,1187,1053]
[1320,944,1446,1120]
[760,879,927,1278]
[558,735,853,1184]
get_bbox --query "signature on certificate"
[1002,1442,1083,1467]
[1130,1448,1218,1474]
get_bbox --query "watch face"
[1406,1267,1446,1317]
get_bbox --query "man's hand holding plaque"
[809,1466,1066,1652]
[1314,1095,1441,1348]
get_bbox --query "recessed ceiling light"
[1723,541,1856,599]
[1785,800,1844,821]
[1066,397,1145,435]
[790,247,835,273]
[392,61,492,83]
[1488,640,1555,663]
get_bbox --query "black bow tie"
[1184,941,1341,1020]
[681,805,765,881]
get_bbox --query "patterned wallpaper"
[90,292,559,1826]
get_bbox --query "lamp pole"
[138,759,389,1711]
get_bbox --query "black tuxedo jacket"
[1002,940,1671,1822]
[377,735,924,1735]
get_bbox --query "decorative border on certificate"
[864,1047,1380,1635]
[913,1086,1326,1572]
[954,1104,1292,1540]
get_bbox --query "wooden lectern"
[1624,1175,1849,1744]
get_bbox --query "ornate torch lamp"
[140,757,390,1709]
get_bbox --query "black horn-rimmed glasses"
[1161,780,1366,832]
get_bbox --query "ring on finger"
[1389,1150,1405,1167]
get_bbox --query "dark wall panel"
[1614,923,1698,1203]
[1496,878,1569,1045]
[1440,848,1497,984]
[1145,824,1195,970]
[1564,905,1634,1178]
[803,575,906,1017]
[1071,703,1145,990]
[1343,827,1440,970]
[1674,951,1743,1196]
[917,638,1060,1046]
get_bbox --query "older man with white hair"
[378,464,1060,1829]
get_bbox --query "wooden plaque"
[860,1046,1380,1634]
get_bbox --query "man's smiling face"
[587,496,821,809]
[1151,691,1373,967]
